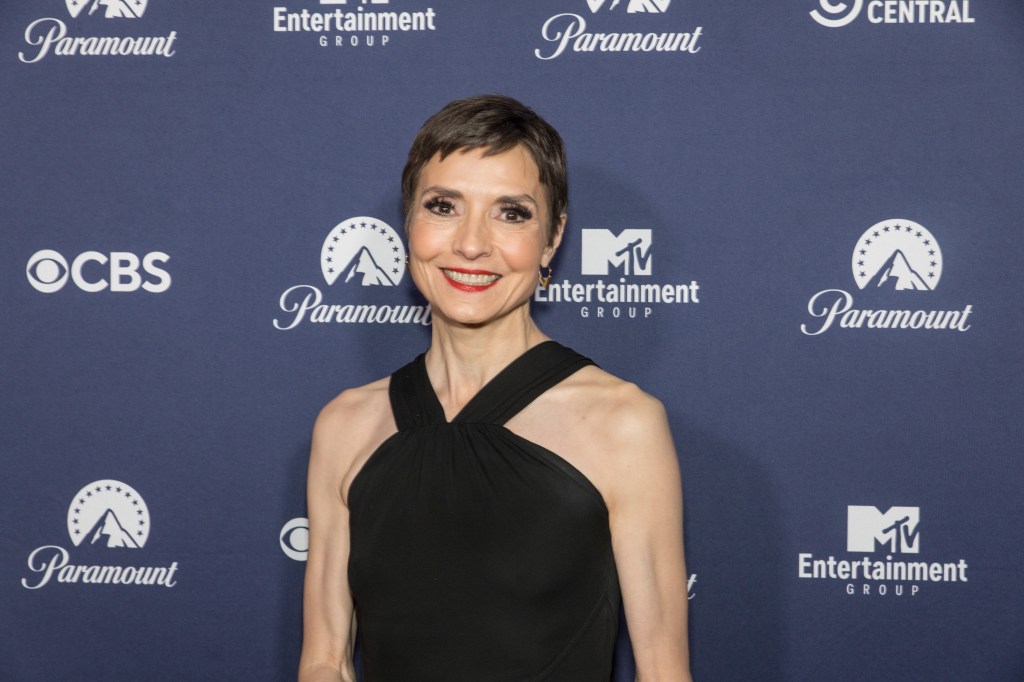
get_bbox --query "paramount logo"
[800,219,974,336]
[273,216,431,330]
[534,0,702,60]
[18,0,177,64]
[20,480,179,590]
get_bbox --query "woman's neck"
[425,311,548,419]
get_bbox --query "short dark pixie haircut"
[401,94,568,246]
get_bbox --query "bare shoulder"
[512,363,678,508]
[562,365,667,427]
[309,376,396,505]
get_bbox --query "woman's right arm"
[297,398,360,682]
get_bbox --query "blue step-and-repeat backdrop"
[2,1,1023,680]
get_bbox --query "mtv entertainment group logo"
[801,219,974,335]
[535,228,700,321]
[21,480,179,590]
[581,229,653,276]
[18,0,177,64]
[847,505,919,553]
[798,505,968,597]
[274,215,432,330]
[272,0,438,50]
[809,0,975,28]
[535,0,702,60]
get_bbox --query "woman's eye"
[425,198,455,216]
[499,205,532,223]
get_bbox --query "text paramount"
[19,18,177,64]
[535,14,702,60]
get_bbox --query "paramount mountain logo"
[798,505,968,597]
[321,217,405,287]
[587,0,671,13]
[66,0,149,19]
[851,220,941,291]
[535,0,702,60]
[800,219,973,336]
[274,215,431,330]
[21,480,179,590]
[18,0,177,64]
[67,480,150,548]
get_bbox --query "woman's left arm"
[605,388,692,682]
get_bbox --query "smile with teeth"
[442,268,501,290]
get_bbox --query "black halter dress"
[347,341,621,681]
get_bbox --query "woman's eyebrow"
[419,185,463,199]
[495,194,537,206]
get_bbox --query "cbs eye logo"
[26,249,171,294]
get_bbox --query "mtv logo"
[847,505,920,554]
[581,229,653,276]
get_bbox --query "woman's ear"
[542,213,567,266]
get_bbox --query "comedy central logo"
[801,218,973,336]
[66,0,149,19]
[274,215,431,330]
[809,0,975,28]
[535,228,700,320]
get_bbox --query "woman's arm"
[297,395,364,682]
[606,389,692,682]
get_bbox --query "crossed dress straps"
[388,340,596,430]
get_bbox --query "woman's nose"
[452,212,492,260]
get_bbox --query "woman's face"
[407,145,562,328]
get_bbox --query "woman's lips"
[441,268,501,291]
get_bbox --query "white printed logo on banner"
[274,215,431,330]
[535,0,702,60]
[280,517,309,561]
[68,480,151,548]
[535,226,700,321]
[847,505,920,554]
[66,0,149,19]
[272,0,438,50]
[809,0,975,27]
[800,218,972,336]
[852,220,942,291]
[19,0,177,64]
[25,249,172,294]
[20,479,179,590]
[581,229,653,276]
[797,504,967,597]
[321,217,406,286]
[587,0,671,13]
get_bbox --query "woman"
[299,95,691,681]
